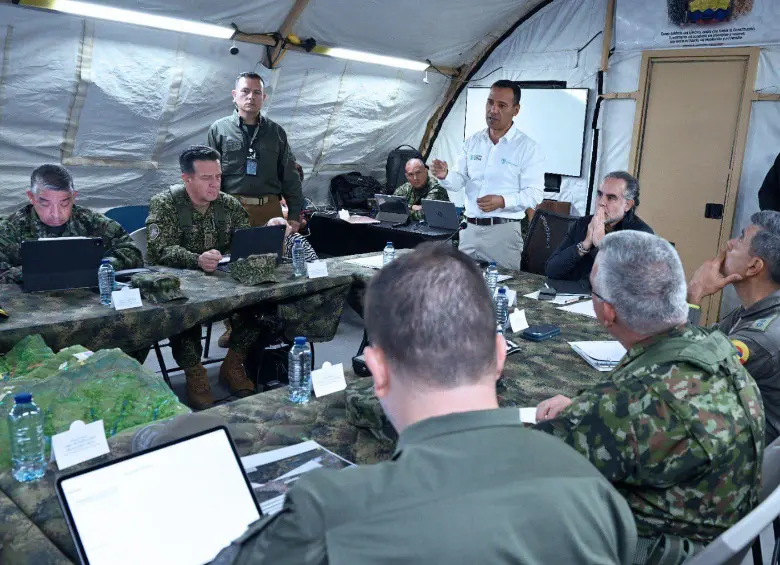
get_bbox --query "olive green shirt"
[145,186,250,269]
[210,408,637,565]
[207,111,303,220]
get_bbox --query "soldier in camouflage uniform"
[687,211,780,445]
[0,164,142,284]
[535,231,765,565]
[146,146,260,409]
[392,158,449,222]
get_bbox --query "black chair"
[521,209,578,275]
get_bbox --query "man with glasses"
[546,171,653,282]
[535,231,764,564]
[392,158,449,222]
[207,72,302,230]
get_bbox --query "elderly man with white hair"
[534,231,765,565]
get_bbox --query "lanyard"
[242,120,261,158]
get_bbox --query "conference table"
[0,253,613,565]
[0,262,354,355]
[306,212,456,257]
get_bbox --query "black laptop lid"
[21,237,104,292]
[421,200,459,230]
[230,225,286,261]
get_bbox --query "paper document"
[345,255,385,270]
[524,290,590,306]
[242,440,355,516]
[569,341,626,372]
[558,300,597,318]
[519,408,537,424]
[218,256,231,264]
[346,215,380,224]
[37,236,88,241]
[497,275,512,283]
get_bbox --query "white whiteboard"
[464,88,588,177]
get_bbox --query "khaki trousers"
[237,195,284,227]
[459,221,524,271]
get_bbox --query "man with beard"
[545,171,653,282]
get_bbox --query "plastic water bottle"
[288,337,312,404]
[8,393,46,483]
[485,262,498,298]
[98,259,115,306]
[383,242,396,266]
[292,239,307,277]
[495,288,509,334]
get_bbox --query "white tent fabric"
[430,0,606,215]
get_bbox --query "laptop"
[56,426,261,565]
[21,237,105,292]
[218,225,286,271]
[374,193,410,223]
[421,199,459,231]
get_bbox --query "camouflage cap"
[345,377,398,444]
[131,272,188,304]
[230,253,278,285]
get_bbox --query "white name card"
[52,420,110,470]
[306,260,329,279]
[509,309,529,333]
[112,287,143,311]
[311,362,347,398]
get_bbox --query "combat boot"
[183,364,214,410]
[218,318,231,349]
[219,349,255,397]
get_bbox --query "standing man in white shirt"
[432,80,546,270]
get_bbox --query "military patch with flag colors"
[731,340,750,365]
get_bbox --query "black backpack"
[385,144,424,193]
[330,172,384,210]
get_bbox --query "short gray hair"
[604,171,640,206]
[751,211,780,285]
[30,164,74,195]
[593,231,687,336]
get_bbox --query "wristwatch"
[576,242,590,256]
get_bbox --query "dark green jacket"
[0,204,142,283]
[207,111,303,220]
[211,408,637,565]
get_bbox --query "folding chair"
[684,469,780,565]
[520,209,578,275]
[104,205,149,233]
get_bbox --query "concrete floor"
[143,304,365,409]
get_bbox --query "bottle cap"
[101,258,111,264]
[386,242,392,245]
[489,262,496,267]
[498,288,506,294]
[294,336,307,345]
[14,392,32,404]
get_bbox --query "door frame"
[628,47,759,323]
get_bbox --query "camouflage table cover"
[0,335,190,471]
[0,264,353,353]
[0,372,392,565]
[0,255,612,565]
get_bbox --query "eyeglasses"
[591,289,607,303]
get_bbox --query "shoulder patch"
[148,223,160,241]
[750,313,779,332]
[731,339,750,365]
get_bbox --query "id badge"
[246,157,257,176]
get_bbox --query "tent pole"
[268,0,311,68]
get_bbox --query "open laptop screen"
[57,427,261,565]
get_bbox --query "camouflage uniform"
[0,204,142,283]
[392,174,449,221]
[145,186,262,369]
[535,324,765,546]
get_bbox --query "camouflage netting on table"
[0,335,189,470]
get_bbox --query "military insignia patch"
[750,314,778,332]
[148,223,160,241]
[731,339,750,365]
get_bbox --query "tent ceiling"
[59,0,539,67]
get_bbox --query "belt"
[238,195,276,206]
[466,216,521,226]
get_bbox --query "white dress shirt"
[439,124,546,219]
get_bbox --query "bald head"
[404,158,428,189]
